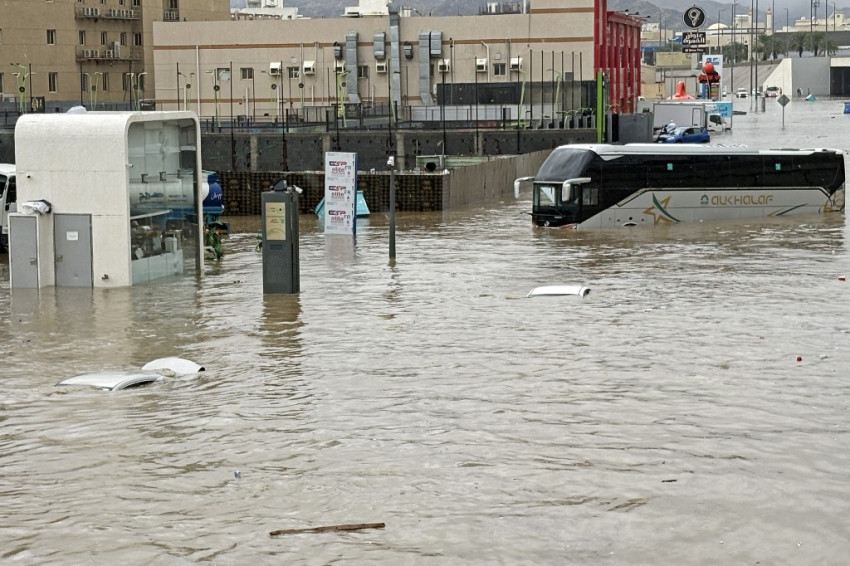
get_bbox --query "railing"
[76,46,143,62]
[75,5,141,19]
[195,103,596,134]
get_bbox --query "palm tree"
[812,32,838,56]
[789,32,809,58]
[722,42,748,64]
[755,34,776,61]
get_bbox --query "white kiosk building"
[10,111,204,288]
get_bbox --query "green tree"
[789,31,809,57]
[812,32,838,56]
[722,41,748,64]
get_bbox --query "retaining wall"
[218,150,551,216]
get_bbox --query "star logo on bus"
[644,195,680,225]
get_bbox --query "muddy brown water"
[2,98,850,564]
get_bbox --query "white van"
[0,163,17,252]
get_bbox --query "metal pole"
[441,69,446,156]
[230,62,235,170]
[754,0,759,110]
[388,157,396,261]
[731,2,736,97]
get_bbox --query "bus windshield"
[535,148,594,183]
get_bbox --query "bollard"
[261,179,300,294]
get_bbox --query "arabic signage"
[323,151,358,235]
[682,31,706,46]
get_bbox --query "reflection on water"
[2,102,850,563]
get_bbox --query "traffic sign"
[777,94,790,107]
[683,6,706,29]
[682,31,706,46]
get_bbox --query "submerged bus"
[528,144,845,228]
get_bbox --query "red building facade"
[594,0,643,113]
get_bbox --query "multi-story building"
[151,0,642,122]
[0,0,229,111]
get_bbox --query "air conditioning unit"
[476,58,488,73]
[269,62,282,75]
[110,8,119,16]
[127,9,134,18]
[91,49,100,58]
[334,62,345,73]
[510,57,523,72]
[105,50,114,58]
[375,62,387,73]
[92,7,100,16]
[164,10,177,20]
[82,49,91,58]
[437,59,451,72]
[302,61,316,75]
[83,7,93,16]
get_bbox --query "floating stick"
[270,522,385,537]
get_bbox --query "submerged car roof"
[0,164,15,177]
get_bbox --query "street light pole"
[811,0,819,55]
[785,8,789,57]
[718,9,727,52]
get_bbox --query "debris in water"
[270,522,385,537]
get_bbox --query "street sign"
[777,94,790,107]
[682,31,706,45]
[683,6,706,29]
[683,47,707,54]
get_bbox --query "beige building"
[0,0,229,110]
[152,0,599,121]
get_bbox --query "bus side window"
[6,178,15,210]
[582,187,598,206]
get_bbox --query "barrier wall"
[218,150,551,216]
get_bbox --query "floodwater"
[2,98,850,565]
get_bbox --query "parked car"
[656,126,710,144]
[736,88,748,98]
[765,86,780,97]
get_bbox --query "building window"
[120,32,127,46]
[215,67,230,82]
[102,72,109,91]
[357,65,369,79]
[133,32,142,47]
[81,73,89,93]
[48,72,58,93]
[493,63,506,76]
[118,0,125,5]
[240,67,253,80]
[132,0,140,5]
[47,29,56,45]
[101,31,108,46]
[167,0,178,9]
[0,73,4,93]
[79,30,86,45]
[287,66,299,79]
[123,73,131,92]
